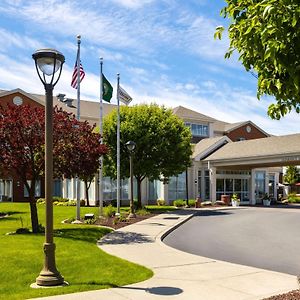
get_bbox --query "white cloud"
[111,0,155,9]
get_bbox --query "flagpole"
[116,73,121,216]
[99,58,104,216]
[75,34,82,223]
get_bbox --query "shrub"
[136,208,150,216]
[36,198,45,204]
[156,199,166,206]
[288,193,300,203]
[53,196,69,203]
[16,227,30,234]
[85,217,96,225]
[188,199,196,207]
[103,205,116,218]
[80,199,86,206]
[173,199,185,207]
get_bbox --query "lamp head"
[32,48,65,86]
[126,141,136,153]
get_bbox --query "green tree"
[215,0,300,119]
[284,166,300,185]
[103,104,192,208]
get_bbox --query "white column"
[209,165,216,203]
[250,169,256,205]
[201,167,205,200]
[274,172,279,200]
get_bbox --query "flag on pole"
[71,60,85,89]
[118,85,132,105]
[102,74,113,102]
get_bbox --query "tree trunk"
[24,179,39,233]
[84,180,90,207]
[29,197,39,233]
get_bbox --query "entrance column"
[250,169,256,205]
[209,164,216,203]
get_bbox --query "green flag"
[102,74,113,103]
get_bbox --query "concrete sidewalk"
[36,208,299,300]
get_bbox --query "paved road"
[164,207,300,275]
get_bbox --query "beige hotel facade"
[0,88,300,205]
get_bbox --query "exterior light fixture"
[32,48,65,286]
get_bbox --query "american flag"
[71,60,85,89]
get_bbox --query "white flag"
[118,85,132,105]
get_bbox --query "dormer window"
[185,122,209,137]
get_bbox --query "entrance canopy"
[201,133,300,168]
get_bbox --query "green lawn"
[0,203,153,300]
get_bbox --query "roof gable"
[193,136,232,161]
[173,105,216,123]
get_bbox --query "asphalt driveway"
[163,207,300,275]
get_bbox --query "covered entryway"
[193,133,300,204]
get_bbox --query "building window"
[198,170,210,200]
[255,171,266,201]
[185,122,209,137]
[24,180,41,198]
[168,172,186,200]
[149,180,161,201]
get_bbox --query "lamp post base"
[36,243,64,286]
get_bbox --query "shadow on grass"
[98,231,153,245]
[54,227,112,244]
[72,281,119,288]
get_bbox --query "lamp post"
[32,49,65,286]
[126,141,136,218]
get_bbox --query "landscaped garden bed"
[263,289,300,300]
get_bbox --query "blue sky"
[0,0,298,135]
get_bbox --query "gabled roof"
[224,120,270,136]
[204,133,300,162]
[192,136,232,161]
[0,88,45,106]
[173,106,216,123]
[0,88,117,125]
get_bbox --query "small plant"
[156,199,166,206]
[103,205,116,218]
[231,193,240,202]
[136,208,150,216]
[80,199,86,207]
[173,199,185,207]
[37,223,45,233]
[85,217,96,225]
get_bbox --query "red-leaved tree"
[0,104,106,232]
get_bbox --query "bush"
[288,193,300,203]
[53,196,69,203]
[16,228,30,234]
[173,199,185,207]
[80,199,86,207]
[103,205,116,218]
[156,199,166,206]
[187,199,196,207]
[136,208,150,216]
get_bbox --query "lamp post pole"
[32,49,65,286]
[126,141,136,218]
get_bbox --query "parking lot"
[164,206,300,275]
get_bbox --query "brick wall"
[226,123,268,141]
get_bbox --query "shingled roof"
[204,133,300,162]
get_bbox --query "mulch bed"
[263,290,300,300]
[93,213,156,229]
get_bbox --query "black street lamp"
[32,49,65,286]
[126,141,136,218]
